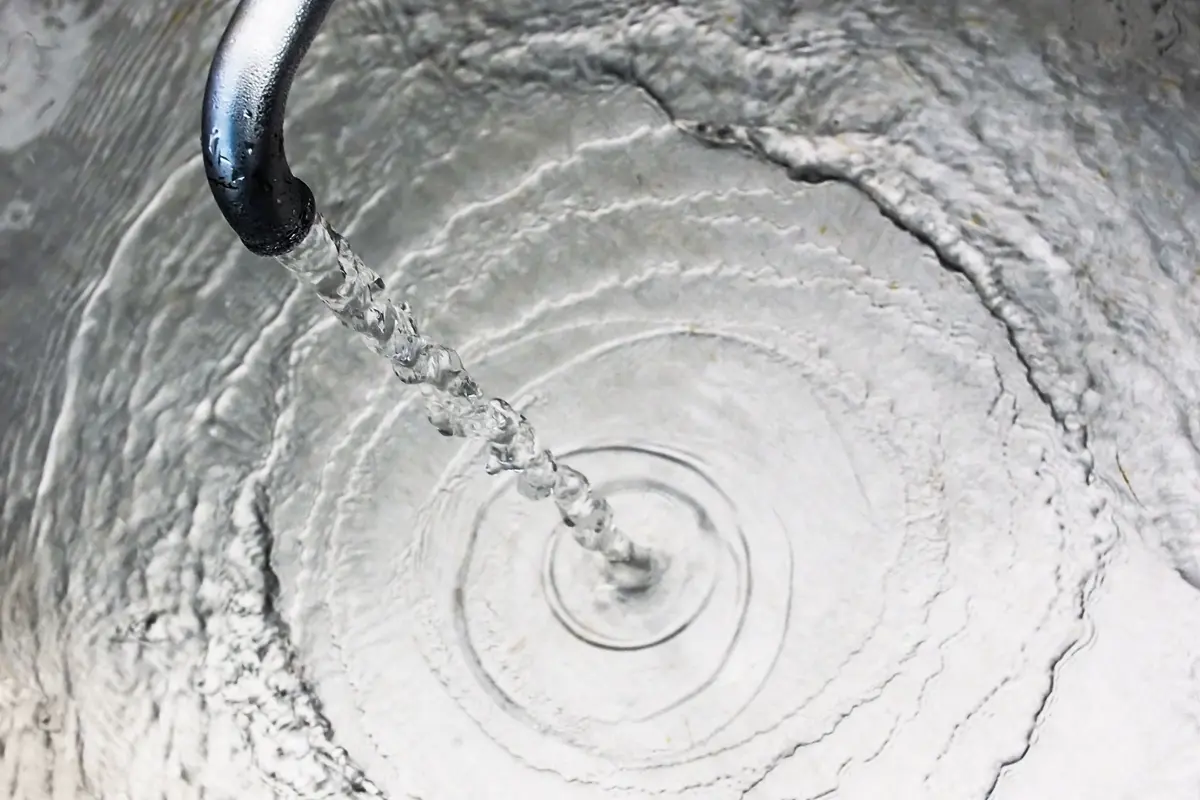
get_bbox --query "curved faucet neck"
[201,0,337,257]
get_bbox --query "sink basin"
[2,1,1199,798]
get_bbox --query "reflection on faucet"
[201,0,337,257]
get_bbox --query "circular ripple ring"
[268,90,1100,798]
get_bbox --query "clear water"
[276,215,652,569]
[3,1,1200,800]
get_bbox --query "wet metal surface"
[2,1,1200,798]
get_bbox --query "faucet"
[201,0,337,257]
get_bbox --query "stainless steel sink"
[2,1,1199,798]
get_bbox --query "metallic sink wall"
[1,1,1199,799]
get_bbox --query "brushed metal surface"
[1,1,1199,798]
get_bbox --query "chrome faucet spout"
[201,0,337,257]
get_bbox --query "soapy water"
[3,1,1200,799]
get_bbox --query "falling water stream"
[278,214,654,571]
[2,1,1200,800]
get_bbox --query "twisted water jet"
[276,214,657,571]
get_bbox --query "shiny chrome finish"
[201,0,337,256]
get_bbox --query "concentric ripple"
[429,340,793,765]
[9,0,1200,797]
[538,445,740,652]
[278,89,1101,799]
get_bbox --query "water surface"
[1,1,1199,799]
